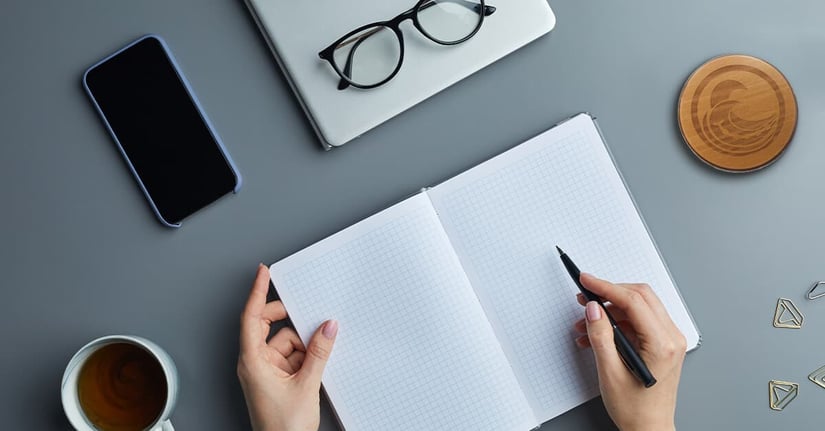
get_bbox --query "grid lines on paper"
[280,204,534,431]
[434,129,675,417]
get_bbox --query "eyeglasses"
[318,0,496,90]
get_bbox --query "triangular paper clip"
[773,298,804,329]
[808,281,825,300]
[769,380,798,411]
[809,365,825,390]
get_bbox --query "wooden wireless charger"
[678,54,798,172]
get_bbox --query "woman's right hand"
[573,273,687,431]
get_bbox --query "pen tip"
[555,245,564,255]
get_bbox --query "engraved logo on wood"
[678,55,797,172]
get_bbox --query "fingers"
[267,327,305,357]
[244,264,288,324]
[297,320,339,388]
[618,282,673,329]
[576,320,635,348]
[269,351,306,374]
[243,264,271,320]
[583,301,625,377]
[574,315,632,335]
[580,273,666,340]
[240,265,273,351]
[261,301,288,324]
[286,351,305,373]
[574,300,628,323]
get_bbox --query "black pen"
[556,246,657,388]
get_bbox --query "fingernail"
[259,262,266,269]
[323,320,339,339]
[585,301,602,322]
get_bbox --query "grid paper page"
[428,114,701,422]
[270,194,536,431]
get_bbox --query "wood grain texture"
[678,54,797,172]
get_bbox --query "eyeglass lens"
[333,26,402,87]
[331,0,484,87]
[417,0,483,44]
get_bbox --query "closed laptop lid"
[247,0,556,148]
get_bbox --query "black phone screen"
[84,36,238,225]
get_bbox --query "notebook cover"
[245,0,556,149]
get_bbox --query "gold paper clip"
[769,380,798,411]
[809,365,825,389]
[808,281,825,300]
[773,298,803,329]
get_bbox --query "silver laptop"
[246,0,556,149]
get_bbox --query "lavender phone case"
[82,34,242,228]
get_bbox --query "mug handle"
[152,420,174,431]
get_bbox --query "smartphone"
[83,35,241,228]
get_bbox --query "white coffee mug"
[61,335,178,431]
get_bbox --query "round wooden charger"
[678,55,797,172]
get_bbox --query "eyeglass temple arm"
[337,30,377,90]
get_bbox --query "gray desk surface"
[3,0,825,429]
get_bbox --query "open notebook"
[269,113,701,430]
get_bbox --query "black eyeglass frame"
[318,0,496,90]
